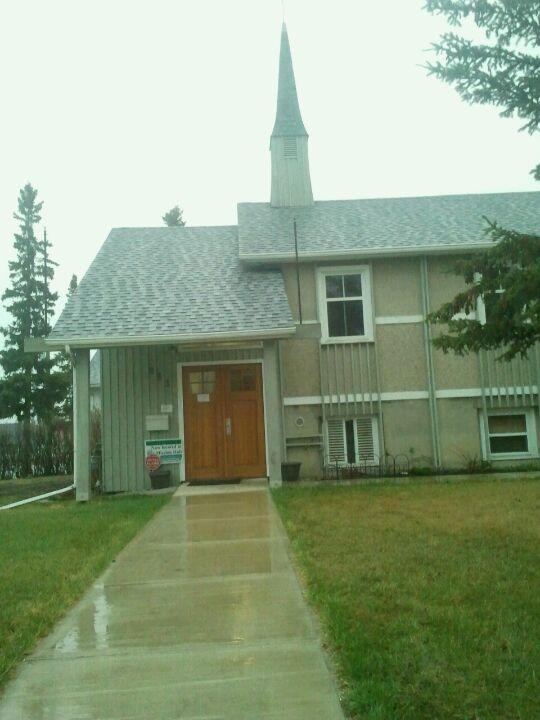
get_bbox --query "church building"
[44,24,540,499]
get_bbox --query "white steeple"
[270,24,314,207]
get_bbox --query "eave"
[239,241,494,265]
[42,325,296,350]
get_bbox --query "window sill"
[321,336,374,345]
[489,452,537,461]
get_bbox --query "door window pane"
[190,370,215,395]
[230,368,256,392]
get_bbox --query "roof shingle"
[51,226,293,343]
[238,192,540,259]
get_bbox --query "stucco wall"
[278,255,540,476]
[382,400,433,465]
[372,257,422,316]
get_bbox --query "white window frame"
[479,407,538,461]
[316,265,374,343]
[324,416,379,466]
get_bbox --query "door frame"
[177,359,269,483]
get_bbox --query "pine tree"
[162,205,185,227]
[0,185,66,473]
[425,2,540,357]
[56,275,78,420]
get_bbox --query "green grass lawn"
[273,478,540,720]
[0,493,169,691]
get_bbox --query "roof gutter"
[239,241,494,264]
[46,325,297,350]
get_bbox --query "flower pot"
[149,468,171,490]
[281,461,301,482]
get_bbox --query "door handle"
[225,418,232,436]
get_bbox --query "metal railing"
[323,453,410,481]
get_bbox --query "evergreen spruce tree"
[424,1,540,358]
[56,274,78,420]
[0,185,66,472]
[162,205,185,227]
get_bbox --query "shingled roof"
[238,191,540,261]
[50,226,294,346]
[271,23,308,138]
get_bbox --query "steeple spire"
[270,24,313,207]
[272,23,308,138]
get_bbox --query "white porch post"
[73,348,91,501]
[263,340,284,486]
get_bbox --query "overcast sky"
[0,0,538,332]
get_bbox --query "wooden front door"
[183,364,266,482]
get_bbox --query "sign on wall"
[144,438,183,464]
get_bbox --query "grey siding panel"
[125,348,136,490]
[101,349,113,486]
[110,349,120,490]
[132,349,144,491]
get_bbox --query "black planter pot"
[281,461,301,482]
[149,468,171,490]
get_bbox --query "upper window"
[317,266,373,342]
[481,409,538,459]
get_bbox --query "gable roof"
[271,23,308,138]
[50,226,294,347]
[238,191,540,262]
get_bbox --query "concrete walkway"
[0,486,344,719]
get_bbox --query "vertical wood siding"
[102,346,179,492]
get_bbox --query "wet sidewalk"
[0,486,344,719]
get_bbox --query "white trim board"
[239,241,494,264]
[375,315,424,325]
[48,326,296,349]
[283,386,539,406]
[181,359,263,367]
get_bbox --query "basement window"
[480,409,538,459]
[317,266,374,343]
[325,416,379,465]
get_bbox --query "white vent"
[356,417,375,461]
[326,417,345,463]
[283,137,298,158]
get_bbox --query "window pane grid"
[487,412,530,455]
[325,272,365,338]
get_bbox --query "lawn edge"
[269,490,348,719]
[0,493,171,695]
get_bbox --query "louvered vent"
[283,137,298,158]
[356,417,375,461]
[326,418,345,463]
